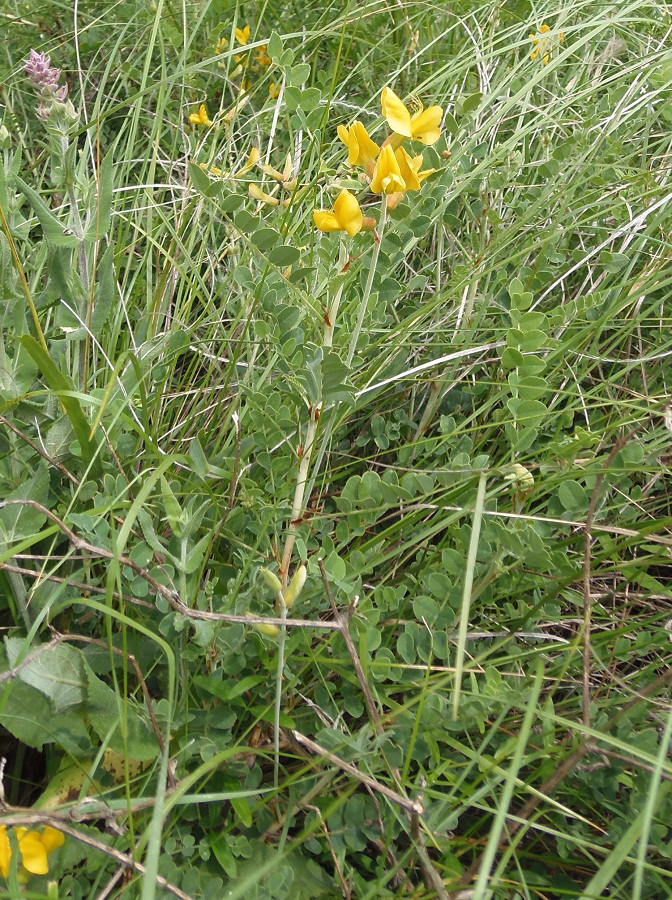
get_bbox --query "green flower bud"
[283,563,307,608]
[260,567,283,593]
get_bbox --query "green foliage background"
[0,0,671,897]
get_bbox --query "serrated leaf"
[5,638,87,711]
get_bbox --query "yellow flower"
[235,147,260,177]
[529,23,564,65]
[313,189,363,236]
[381,87,443,145]
[214,36,228,54]
[337,121,380,170]
[370,144,406,194]
[0,825,64,879]
[394,147,434,192]
[256,45,272,67]
[249,183,280,206]
[235,25,251,46]
[188,104,213,127]
[269,81,280,99]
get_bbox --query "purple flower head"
[24,49,69,118]
[24,50,62,90]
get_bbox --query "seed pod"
[282,563,307,609]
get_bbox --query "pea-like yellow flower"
[395,147,435,191]
[235,25,251,45]
[269,82,280,99]
[529,23,564,65]
[370,144,406,194]
[188,104,213,127]
[313,189,363,236]
[337,121,380,170]
[235,147,260,177]
[381,87,443,145]
[0,825,64,879]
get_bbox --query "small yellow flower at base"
[381,87,443,145]
[337,121,380,171]
[313,189,363,236]
[269,82,280,99]
[0,825,64,879]
[188,104,213,127]
[370,144,406,194]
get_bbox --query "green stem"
[274,594,287,789]
[346,197,387,367]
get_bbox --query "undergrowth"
[0,0,671,897]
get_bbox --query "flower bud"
[245,612,279,636]
[282,563,307,608]
[260,567,283,594]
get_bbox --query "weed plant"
[0,0,671,897]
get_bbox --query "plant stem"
[346,196,387,367]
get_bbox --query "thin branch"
[288,729,422,816]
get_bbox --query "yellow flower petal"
[313,210,342,232]
[337,121,380,168]
[333,189,363,236]
[313,190,363,236]
[235,25,251,45]
[188,104,213,126]
[370,144,406,194]
[0,827,10,878]
[40,828,64,855]
[235,147,260,177]
[394,147,421,191]
[17,829,49,875]
[410,105,443,144]
[381,86,413,138]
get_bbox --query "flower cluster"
[24,49,75,123]
[214,24,276,96]
[314,87,443,235]
[529,23,564,65]
[0,825,64,880]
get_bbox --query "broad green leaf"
[322,351,354,403]
[0,464,49,546]
[84,661,159,761]
[0,679,90,754]
[5,638,86,711]
[267,31,283,62]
